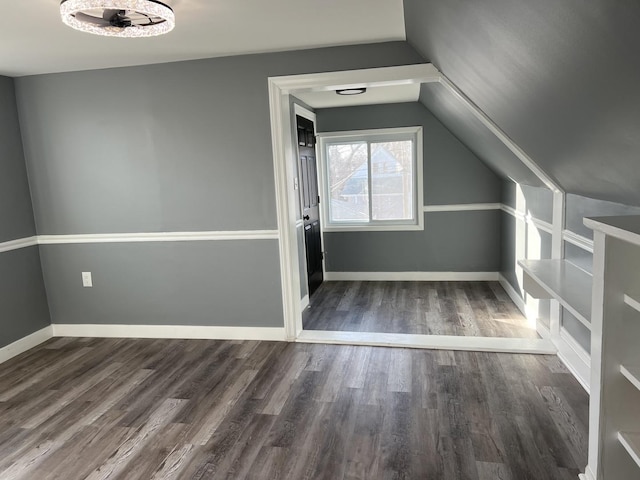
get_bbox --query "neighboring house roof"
[339,147,404,196]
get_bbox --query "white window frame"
[317,126,424,232]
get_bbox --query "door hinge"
[317,195,320,204]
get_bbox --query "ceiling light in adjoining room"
[336,88,367,96]
[60,0,175,38]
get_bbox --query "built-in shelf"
[581,215,640,480]
[621,365,640,392]
[585,216,640,248]
[624,294,640,314]
[518,259,592,329]
[618,432,640,468]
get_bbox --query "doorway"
[268,65,555,354]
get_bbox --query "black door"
[296,115,323,297]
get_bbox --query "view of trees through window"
[326,140,414,223]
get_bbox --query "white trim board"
[423,203,501,212]
[0,235,38,254]
[556,327,591,393]
[498,274,554,341]
[52,324,287,341]
[500,204,524,220]
[301,295,310,311]
[297,330,556,354]
[563,230,594,253]
[579,468,596,480]
[624,293,640,313]
[293,103,316,122]
[536,321,552,341]
[324,272,499,281]
[500,205,553,234]
[498,274,526,316]
[38,230,279,244]
[269,64,441,94]
[0,326,53,365]
[0,231,280,254]
[529,216,554,235]
[438,75,562,194]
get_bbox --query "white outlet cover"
[82,272,93,287]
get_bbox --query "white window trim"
[317,126,424,232]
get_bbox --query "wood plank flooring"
[303,281,538,338]
[0,337,588,479]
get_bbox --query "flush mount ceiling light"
[60,0,175,38]
[336,88,367,96]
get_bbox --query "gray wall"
[0,76,36,242]
[0,76,50,347]
[0,248,51,347]
[39,241,283,327]
[500,180,554,292]
[418,83,544,187]
[566,194,640,240]
[324,210,501,272]
[405,0,640,206]
[500,181,553,329]
[14,42,424,327]
[315,101,501,272]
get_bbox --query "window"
[318,127,423,231]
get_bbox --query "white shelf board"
[518,259,592,329]
[618,432,640,468]
[584,215,640,247]
[624,294,640,314]
[621,365,640,392]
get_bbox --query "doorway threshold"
[296,330,556,354]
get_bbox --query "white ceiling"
[1,0,406,77]
[295,83,420,109]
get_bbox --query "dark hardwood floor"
[303,281,538,338]
[0,337,588,479]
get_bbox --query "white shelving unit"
[620,364,640,391]
[581,215,640,480]
[519,258,593,391]
[618,432,640,469]
[518,259,592,329]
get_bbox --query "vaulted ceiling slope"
[404,0,640,206]
[418,83,544,188]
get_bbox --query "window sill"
[322,223,424,233]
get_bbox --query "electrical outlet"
[82,272,93,288]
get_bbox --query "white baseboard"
[536,321,552,341]
[0,326,53,365]
[52,324,286,341]
[423,203,501,212]
[324,271,499,281]
[580,466,596,480]
[498,275,591,392]
[297,330,556,354]
[556,328,591,393]
[301,295,310,311]
[498,274,526,315]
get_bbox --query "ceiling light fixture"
[336,88,367,96]
[60,0,175,38]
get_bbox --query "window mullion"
[367,141,373,223]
